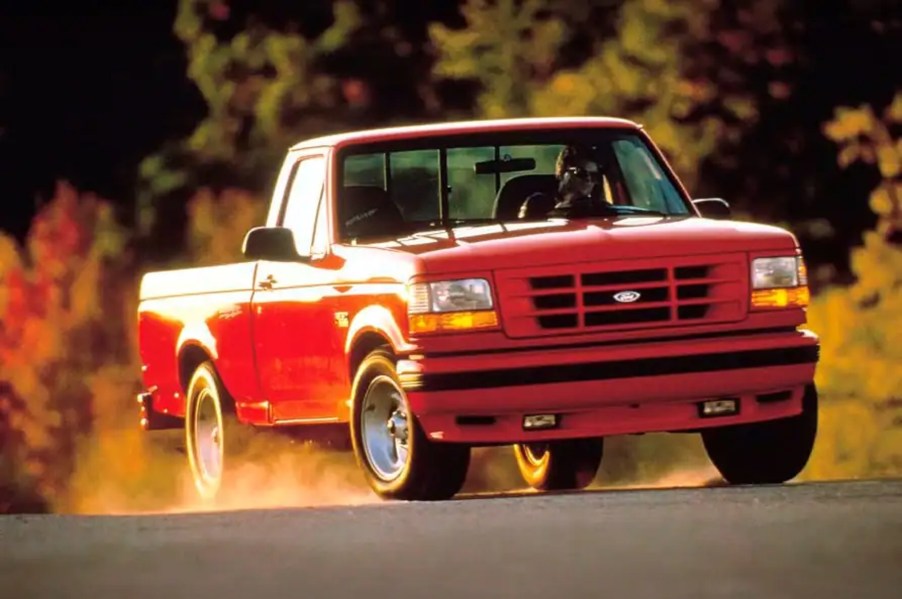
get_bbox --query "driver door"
[251,152,339,422]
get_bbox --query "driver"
[519,144,607,219]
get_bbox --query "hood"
[369,216,798,274]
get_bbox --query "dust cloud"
[61,428,377,515]
[607,464,724,491]
[59,427,723,515]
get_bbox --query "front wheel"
[350,350,470,501]
[702,384,819,485]
[513,437,604,491]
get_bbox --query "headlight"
[750,256,809,309]
[752,257,799,289]
[408,278,499,334]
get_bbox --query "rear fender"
[164,324,219,416]
[176,322,219,364]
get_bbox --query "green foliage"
[431,0,796,188]
[431,0,568,118]
[138,0,350,243]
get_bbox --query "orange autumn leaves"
[0,182,129,506]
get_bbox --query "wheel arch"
[345,304,410,381]
[348,331,395,387]
[178,343,236,413]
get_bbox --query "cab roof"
[290,116,641,151]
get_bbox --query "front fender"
[345,304,419,357]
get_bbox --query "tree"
[0,182,133,510]
[803,91,902,479]
[136,0,349,253]
[430,0,797,190]
[137,0,461,261]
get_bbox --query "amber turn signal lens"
[750,286,810,309]
[409,310,499,334]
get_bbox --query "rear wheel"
[350,350,470,501]
[513,438,604,491]
[184,361,243,500]
[702,384,818,485]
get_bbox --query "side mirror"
[692,198,732,220]
[242,227,306,262]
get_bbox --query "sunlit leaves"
[185,187,267,266]
[803,93,902,479]
[823,91,902,241]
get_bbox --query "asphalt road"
[2,480,901,599]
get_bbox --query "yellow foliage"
[185,187,267,266]
[805,92,902,479]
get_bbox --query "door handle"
[258,274,277,290]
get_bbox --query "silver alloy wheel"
[361,375,411,481]
[193,388,224,487]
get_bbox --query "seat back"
[492,174,559,220]
[339,185,406,240]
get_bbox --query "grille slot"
[534,293,577,310]
[678,305,709,320]
[538,314,579,329]
[585,308,670,327]
[677,284,708,300]
[675,265,710,279]
[582,269,666,287]
[531,275,574,290]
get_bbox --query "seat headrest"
[492,174,559,220]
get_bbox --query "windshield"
[336,128,692,242]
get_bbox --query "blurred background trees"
[1,0,900,511]
[803,92,902,479]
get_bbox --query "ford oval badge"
[613,290,641,303]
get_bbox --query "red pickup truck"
[137,117,819,501]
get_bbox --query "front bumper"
[397,328,819,444]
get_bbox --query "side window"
[611,138,688,214]
[281,155,326,255]
[344,153,385,187]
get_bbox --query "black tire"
[702,384,819,485]
[513,437,604,491]
[350,349,470,501]
[184,361,246,500]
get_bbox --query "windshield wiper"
[603,205,668,217]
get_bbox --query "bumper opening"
[456,415,497,426]
[756,389,793,403]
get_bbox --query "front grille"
[495,255,747,338]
